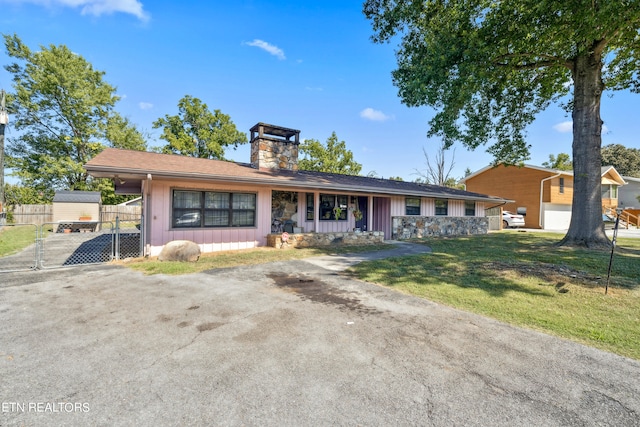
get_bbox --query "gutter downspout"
[145,173,152,257]
[539,173,562,229]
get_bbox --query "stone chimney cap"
[250,122,301,141]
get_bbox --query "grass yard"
[349,231,640,360]
[125,244,394,275]
[0,225,40,257]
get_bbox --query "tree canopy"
[364,0,640,247]
[153,95,247,159]
[601,144,640,177]
[542,153,573,171]
[298,132,362,175]
[3,34,146,202]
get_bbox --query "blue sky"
[1,0,639,182]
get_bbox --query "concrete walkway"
[304,240,431,271]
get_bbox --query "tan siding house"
[462,164,626,230]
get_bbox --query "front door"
[356,196,368,231]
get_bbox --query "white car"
[502,211,525,228]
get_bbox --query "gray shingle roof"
[53,191,102,204]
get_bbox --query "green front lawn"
[0,225,40,257]
[350,232,640,360]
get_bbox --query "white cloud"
[553,121,609,134]
[553,121,573,133]
[244,39,286,60]
[11,0,150,21]
[360,107,391,122]
[138,101,153,110]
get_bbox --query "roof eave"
[85,165,509,203]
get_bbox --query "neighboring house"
[619,176,640,209]
[85,123,508,256]
[462,164,626,230]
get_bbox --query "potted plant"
[79,212,92,221]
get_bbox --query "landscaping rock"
[158,240,201,262]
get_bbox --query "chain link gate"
[0,224,39,272]
[0,216,142,272]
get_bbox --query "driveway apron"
[0,243,639,426]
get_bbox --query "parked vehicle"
[175,212,201,227]
[502,211,525,228]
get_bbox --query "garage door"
[541,203,571,230]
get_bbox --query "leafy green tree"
[3,34,146,202]
[542,153,573,171]
[106,113,147,151]
[153,95,247,159]
[601,144,640,177]
[364,1,640,247]
[298,132,362,175]
[3,183,49,205]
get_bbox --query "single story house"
[85,123,508,256]
[462,163,626,230]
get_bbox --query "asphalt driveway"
[1,246,639,426]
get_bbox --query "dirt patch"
[483,261,605,290]
[268,273,382,315]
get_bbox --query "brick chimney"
[250,123,301,171]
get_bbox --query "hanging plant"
[333,206,343,221]
[352,208,363,221]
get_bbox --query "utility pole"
[0,90,7,215]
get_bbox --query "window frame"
[405,197,421,216]
[306,193,314,221]
[464,201,476,216]
[319,194,348,221]
[559,177,565,194]
[435,199,448,216]
[172,189,257,229]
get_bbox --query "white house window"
[464,201,476,216]
[435,199,448,216]
[320,194,348,221]
[601,185,619,199]
[405,197,421,215]
[173,190,256,228]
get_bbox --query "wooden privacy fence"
[10,204,52,224]
[8,205,141,225]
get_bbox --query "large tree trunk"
[559,49,609,248]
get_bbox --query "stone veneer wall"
[267,231,384,249]
[250,138,299,171]
[392,216,489,239]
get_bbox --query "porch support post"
[314,192,320,232]
[368,196,374,232]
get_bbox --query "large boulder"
[158,240,201,262]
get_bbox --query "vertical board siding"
[422,198,435,216]
[148,180,267,256]
[449,200,464,217]
[390,196,405,217]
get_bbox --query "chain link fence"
[0,216,142,272]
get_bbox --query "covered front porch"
[269,190,391,238]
